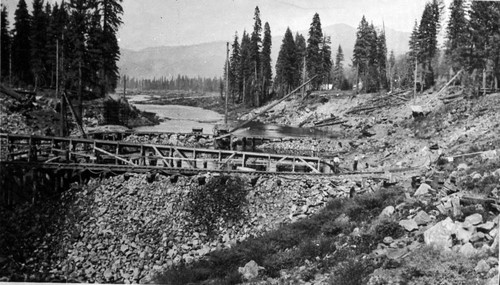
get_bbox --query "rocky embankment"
[0,173,368,283]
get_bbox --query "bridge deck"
[1,133,326,174]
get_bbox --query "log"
[62,92,86,138]
[436,69,464,98]
[314,120,347,128]
[230,75,318,133]
[0,83,24,101]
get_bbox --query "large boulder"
[424,217,458,249]
[379,206,395,219]
[414,183,432,196]
[465,213,483,225]
[399,219,418,232]
[414,210,432,225]
[238,260,264,281]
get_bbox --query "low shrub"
[329,258,376,285]
[373,220,405,244]
[398,246,483,285]
[185,175,248,235]
[156,186,406,284]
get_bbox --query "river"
[129,95,334,138]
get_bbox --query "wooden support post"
[483,69,486,96]
[193,150,196,168]
[115,143,120,165]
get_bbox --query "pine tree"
[388,50,396,91]
[1,5,11,81]
[229,32,241,102]
[97,0,123,95]
[306,13,324,89]
[408,20,420,59]
[249,6,262,106]
[377,28,388,89]
[261,22,272,103]
[366,23,379,92]
[417,0,443,89]
[320,36,332,89]
[445,0,469,69]
[275,27,297,95]
[353,16,370,92]
[333,45,344,89]
[295,33,306,84]
[12,0,32,86]
[239,31,252,105]
[469,1,500,89]
[31,0,49,89]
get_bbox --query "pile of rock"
[3,173,357,283]
[124,133,211,148]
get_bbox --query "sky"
[2,0,452,50]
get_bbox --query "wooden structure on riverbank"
[0,133,422,205]
[1,133,327,173]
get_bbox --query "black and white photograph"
[0,0,499,283]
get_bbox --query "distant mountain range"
[118,23,410,79]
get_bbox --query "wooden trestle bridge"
[0,133,328,174]
[0,133,423,205]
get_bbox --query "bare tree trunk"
[78,61,83,127]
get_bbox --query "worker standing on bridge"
[353,155,359,171]
[333,155,340,173]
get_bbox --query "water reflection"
[130,97,335,138]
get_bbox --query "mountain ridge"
[118,23,410,79]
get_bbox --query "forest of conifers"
[1,0,499,106]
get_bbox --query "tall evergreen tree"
[97,0,123,95]
[353,16,370,92]
[469,1,500,89]
[295,33,306,84]
[1,5,11,81]
[320,36,332,89]
[445,0,469,69]
[261,22,272,102]
[333,45,344,89]
[31,0,49,89]
[12,0,32,86]
[388,50,396,91]
[229,32,241,102]
[365,23,379,92]
[408,20,420,59]
[377,28,388,89]
[239,31,252,105]
[275,27,297,94]
[306,13,325,89]
[417,0,443,88]
[250,6,262,92]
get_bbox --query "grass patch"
[153,186,405,284]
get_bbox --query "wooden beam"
[299,157,320,173]
[152,146,172,167]
[172,147,195,168]
[94,146,137,166]
[219,152,236,169]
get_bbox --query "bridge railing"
[0,133,328,174]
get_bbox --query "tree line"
[0,0,123,98]
[227,8,337,107]
[118,75,222,93]
[391,0,500,92]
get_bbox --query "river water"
[130,95,333,138]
